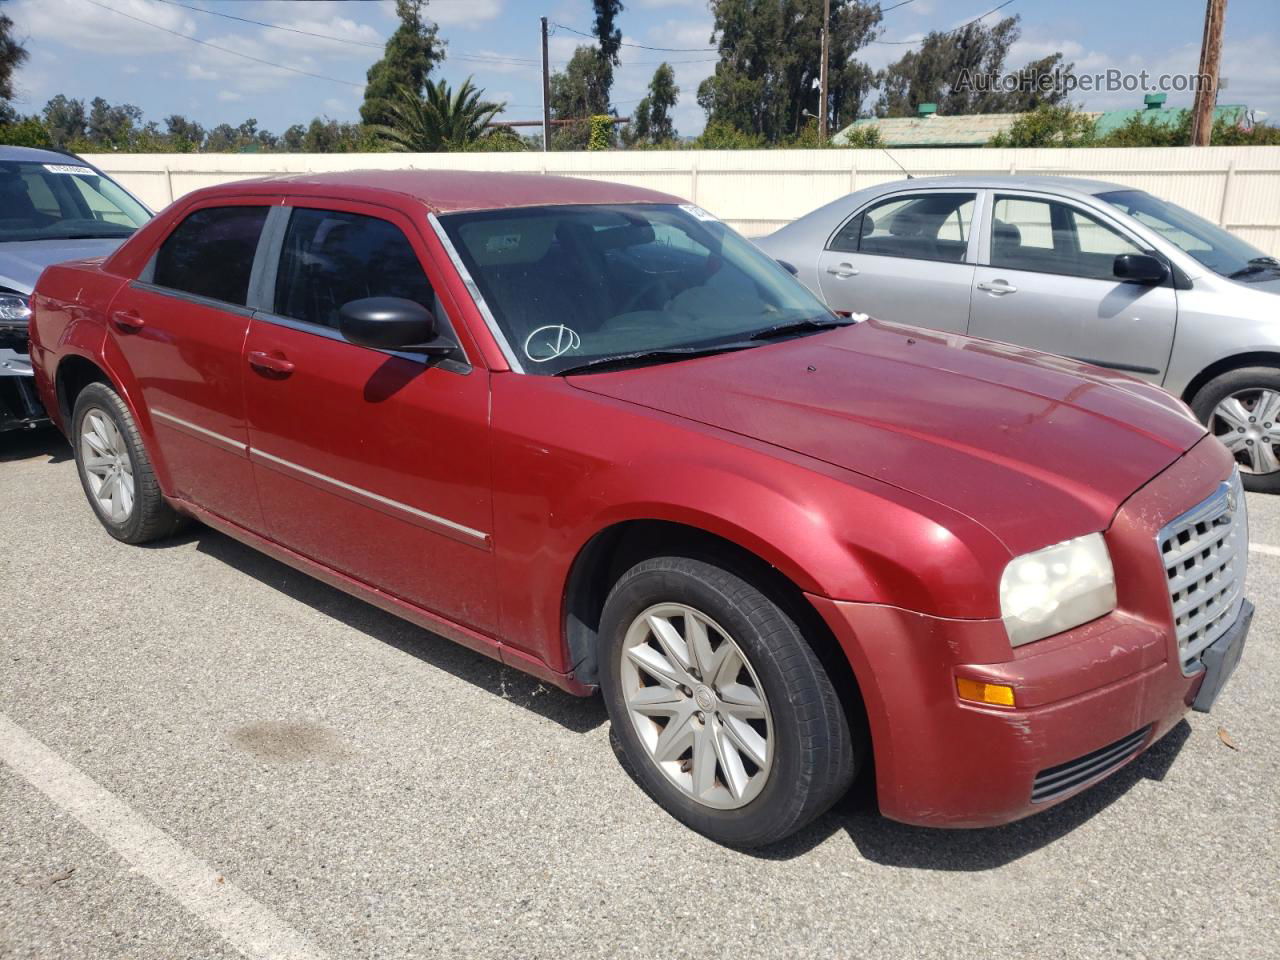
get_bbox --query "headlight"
[0,292,32,326]
[999,532,1116,647]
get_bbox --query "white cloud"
[431,0,504,29]
[217,90,243,103]
[187,63,219,81]
[9,0,196,56]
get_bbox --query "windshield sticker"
[679,204,718,222]
[485,233,522,254]
[42,164,95,176]
[523,325,582,363]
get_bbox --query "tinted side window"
[153,206,269,306]
[991,196,1143,281]
[274,208,434,330]
[830,192,975,263]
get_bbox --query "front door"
[968,193,1178,382]
[242,200,496,633]
[105,199,271,529]
[816,190,979,334]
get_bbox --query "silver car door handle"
[977,279,1017,295]
[826,263,858,278]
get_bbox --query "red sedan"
[28,171,1251,847]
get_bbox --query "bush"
[692,121,765,150]
[588,115,613,151]
[989,105,1096,147]
[0,116,52,148]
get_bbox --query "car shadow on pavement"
[172,526,609,736]
[0,426,70,464]
[752,719,1192,868]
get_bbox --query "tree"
[204,122,238,152]
[164,114,205,150]
[988,104,1096,147]
[0,0,28,123]
[628,63,678,146]
[698,0,881,143]
[549,46,612,149]
[374,78,503,152]
[282,124,306,152]
[876,15,1072,117]
[43,95,87,147]
[360,0,445,128]
[86,98,142,149]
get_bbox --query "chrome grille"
[1157,470,1248,673]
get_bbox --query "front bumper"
[810,435,1249,828]
[0,347,49,432]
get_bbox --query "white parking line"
[0,714,328,960]
[1249,542,1280,558]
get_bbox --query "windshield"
[439,203,836,374]
[1100,189,1272,280]
[0,160,149,243]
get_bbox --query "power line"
[870,0,1017,44]
[152,0,383,48]
[79,0,367,87]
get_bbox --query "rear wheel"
[71,382,185,543]
[598,555,857,847]
[1191,366,1280,493]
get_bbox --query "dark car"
[1,145,150,432]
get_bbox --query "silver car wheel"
[80,408,135,522]
[1213,388,1280,475]
[620,602,774,810]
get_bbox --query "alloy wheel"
[80,408,135,522]
[619,603,774,810]
[1212,388,1280,475]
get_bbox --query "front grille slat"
[1157,471,1248,674]
[1031,727,1149,803]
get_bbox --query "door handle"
[247,350,295,376]
[976,279,1017,295]
[110,309,145,333]
[826,263,859,279]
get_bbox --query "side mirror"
[1113,253,1168,285]
[776,259,799,275]
[338,297,453,356]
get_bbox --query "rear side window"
[153,206,269,306]
[273,208,435,330]
[829,192,975,263]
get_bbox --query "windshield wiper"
[1228,256,1280,279]
[748,316,856,341]
[554,342,757,376]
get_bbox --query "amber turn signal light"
[956,677,1016,707]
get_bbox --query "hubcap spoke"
[710,720,750,800]
[646,614,693,676]
[627,684,686,716]
[651,705,698,762]
[1252,440,1280,474]
[1254,389,1280,426]
[1214,396,1251,432]
[627,644,685,689]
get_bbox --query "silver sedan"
[756,175,1280,491]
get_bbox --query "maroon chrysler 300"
[28,171,1250,847]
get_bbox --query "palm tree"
[374,78,504,152]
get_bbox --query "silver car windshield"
[440,203,837,375]
[1100,189,1275,281]
[0,160,149,243]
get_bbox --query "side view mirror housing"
[338,297,455,356]
[1113,253,1168,285]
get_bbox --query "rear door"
[105,198,271,529]
[242,198,497,633]
[968,193,1178,382]
[815,190,980,333]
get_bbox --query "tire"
[1190,366,1280,493]
[598,555,858,848]
[71,382,186,543]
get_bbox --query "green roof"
[1092,104,1247,136]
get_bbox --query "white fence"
[86,146,1280,255]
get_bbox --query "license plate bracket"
[1191,599,1253,713]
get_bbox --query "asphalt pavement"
[2,427,1277,960]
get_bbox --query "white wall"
[86,146,1280,255]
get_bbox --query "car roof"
[0,144,89,164]
[858,174,1133,199]
[206,169,685,214]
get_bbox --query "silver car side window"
[991,195,1144,282]
[829,192,976,264]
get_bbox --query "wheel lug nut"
[1246,439,1254,445]
[696,711,705,722]
[1249,416,1256,423]
[1239,427,1246,433]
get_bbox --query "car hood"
[0,237,125,294]
[569,320,1208,556]
[1235,274,1280,295]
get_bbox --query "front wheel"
[1191,366,1280,493]
[598,555,858,847]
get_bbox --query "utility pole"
[818,0,830,142]
[1189,0,1227,147]
[540,17,552,152]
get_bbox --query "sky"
[5,0,1279,139]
